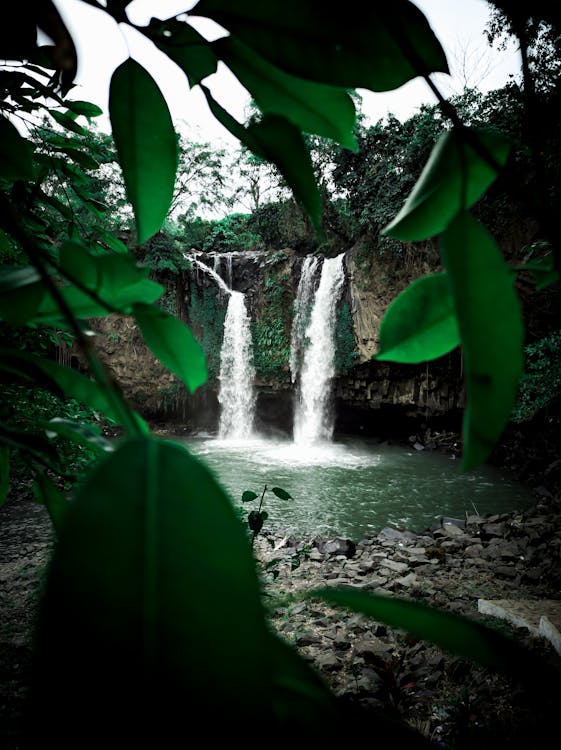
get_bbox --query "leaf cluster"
[1,1,559,744]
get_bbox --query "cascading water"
[289,255,321,383]
[218,291,256,439]
[186,253,255,439]
[293,253,346,445]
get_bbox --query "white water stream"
[187,253,255,439]
[293,253,346,445]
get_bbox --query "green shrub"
[513,329,561,420]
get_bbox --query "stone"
[353,638,393,660]
[321,537,357,558]
[440,523,466,538]
[394,572,418,588]
[464,544,484,557]
[377,527,415,542]
[296,633,322,646]
[316,653,341,672]
[379,558,409,574]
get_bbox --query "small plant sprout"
[241,484,292,546]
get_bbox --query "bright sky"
[52,0,521,146]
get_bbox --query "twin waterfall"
[189,252,346,444]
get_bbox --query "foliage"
[201,212,262,254]
[0,0,559,743]
[188,286,227,380]
[513,329,561,420]
[240,483,292,545]
[252,271,292,377]
[334,301,359,375]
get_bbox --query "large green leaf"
[202,87,322,232]
[374,273,460,363]
[0,265,45,324]
[65,100,103,118]
[28,438,271,740]
[384,128,511,241]
[313,589,555,686]
[193,0,448,90]
[49,109,88,136]
[440,212,523,469]
[33,472,69,536]
[36,247,164,321]
[0,348,147,431]
[145,18,217,87]
[133,303,207,393]
[0,116,35,180]
[0,422,58,461]
[109,59,178,243]
[214,36,357,150]
[43,418,114,456]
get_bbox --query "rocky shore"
[254,491,561,747]
[1,478,560,748]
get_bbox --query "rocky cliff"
[84,244,464,433]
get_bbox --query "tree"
[1,0,559,744]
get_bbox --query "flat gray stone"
[379,558,409,574]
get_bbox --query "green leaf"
[202,87,322,232]
[193,0,448,90]
[241,490,258,503]
[0,348,65,398]
[0,422,58,461]
[109,59,179,243]
[312,588,556,687]
[49,109,88,136]
[0,266,46,325]
[0,445,9,508]
[214,36,357,150]
[43,418,114,456]
[0,266,45,323]
[272,486,292,500]
[93,227,129,254]
[132,303,207,393]
[268,632,339,728]
[59,241,99,288]
[374,273,460,363]
[515,255,560,291]
[0,349,147,430]
[0,117,35,180]
[145,18,218,87]
[38,189,74,221]
[57,147,100,170]
[65,100,103,117]
[440,212,523,469]
[33,472,69,536]
[37,248,164,321]
[28,438,271,736]
[384,128,511,241]
[248,509,264,534]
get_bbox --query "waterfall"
[218,291,256,439]
[289,256,321,383]
[186,252,255,439]
[293,253,346,445]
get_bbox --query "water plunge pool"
[184,435,532,539]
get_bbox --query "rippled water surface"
[183,435,532,539]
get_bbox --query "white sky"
[52,0,521,148]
